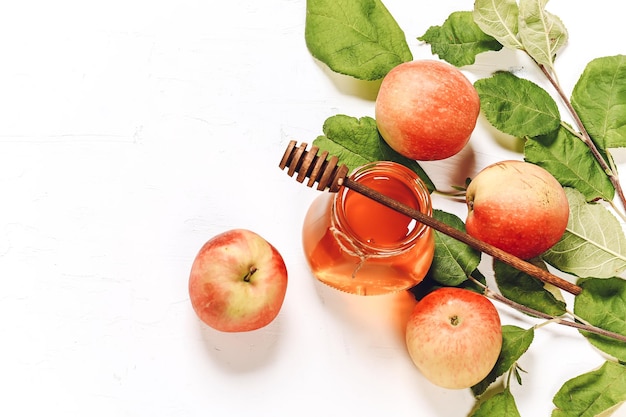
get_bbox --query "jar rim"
[331,161,432,256]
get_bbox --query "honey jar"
[302,161,435,295]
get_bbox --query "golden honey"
[302,161,435,295]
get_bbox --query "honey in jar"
[302,161,435,295]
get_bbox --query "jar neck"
[331,161,432,257]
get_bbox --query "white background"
[0,1,624,416]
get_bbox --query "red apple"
[375,60,480,161]
[405,287,502,389]
[188,229,288,332]
[465,160,569,260]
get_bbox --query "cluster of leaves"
[304,0,626,415]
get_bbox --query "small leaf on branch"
[471,389,521,417]
[493,259,566,317]
[426,210,481,286]
[418,11,503,67]
[513,365,525,386]
[542,188,626,278]
[518,0,568,71]
[524,125,615,202]
[304,0,412,80]
[552,361,626,417]
[574,277,626,362]
[311,115,435,191]
[571,55,626,151]
[474,71,560,138]
[472,325,535,397]
[473,0,523,51]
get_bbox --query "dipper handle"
[279,141,349,192]
[279,140,582,296]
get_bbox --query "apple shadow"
[420,141,477,195]
[197,315,283,373]
[449,142,478,189]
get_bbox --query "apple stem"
[243,266,257,282]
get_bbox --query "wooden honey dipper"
[279,140,582,296]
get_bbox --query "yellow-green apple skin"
[375,60,480,161]
[189,229,288,332]
[405,287,502,389]
[465,160,569,260]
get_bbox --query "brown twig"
[538,64,626,211]
[477,284,626,344]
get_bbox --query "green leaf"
[518,0,568,71]
[474,71,560,138]
[304,0,412,80]
[311,115,435,191]
[427,210,481,286]
[543,188,626,278]
[473,0,523,50]
[552,361,626,417]
[418,11,503,67]
[513,366,525,386]
[574,277,626,362]
[472,325,535,397]
[471,389,521,417]
[571,55,626,150]
[524,125,615,202]
[493,259,566,317]
[409,269,487,302]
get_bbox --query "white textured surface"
[0,1,624,416]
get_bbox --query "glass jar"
[302,161,435,295]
